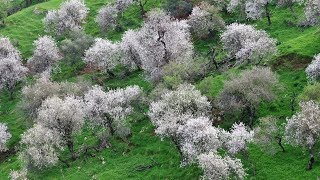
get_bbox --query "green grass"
[1,0,320,179]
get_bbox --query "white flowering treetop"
[120,29,142,69]
[218,67,278,128]
[43,0,89,36]
[28,36,62,73]
[37,96,85,139]
[148,84,252,179]
[95,5,119,34]
[149,83,211,138]
[21,73,90,118]
[0,37,27,98]
[0,37,21,60]
[36,95,85,159]
[188,3,225,38]
[223,122,254,155]
[96,0,135,33]
[124,9,194,82]
[0,57,28,97]
[84,38,121,72]
[285,101,320,147]
[306,54,320,81]
[227,0,272,24]
[0,123,11,152]
[115,0,134,12]
[221,23,277,65]
[20,124,63,169]
[177,117,223,165]
[285,101,320,169]
[198,152,246,180]
[84,85,142,138]
[304,0,320,25]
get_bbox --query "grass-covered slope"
[0,0,320,179]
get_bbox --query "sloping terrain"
[0,0,320,179]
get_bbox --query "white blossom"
[21,74,90,118]
[0,57,28,95]
[9,169,28,180]
[218,67,278,113]
[0,36,21,60]
[95,5,119,33]
[148,84,211,138]
[36,95,85,141]
[120,29,142,69]
[115,0,134,12]
[84,38,121,72]
[188,3,225,38]
[27,36,62,73]
[198,152,246,179]
[84,85,142,137]
[285,101,320,147]
[177,117,223,164]
[43,0,89,36]
[224,122,254,154]
[0,123,11,152]
[304,0,320,25]
[221,23,277,64]
[0,37,27,96]
[306,53,320,81]
[123,9,194,81]
[20,124,63,169]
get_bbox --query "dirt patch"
[271,53,312,70]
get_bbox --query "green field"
[0,0,320,179]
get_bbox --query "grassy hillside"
[0,0,320,179]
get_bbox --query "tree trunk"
[67,139,77,160]
[307,145,315,170]
[107,70,115,78]
[265,2,271,26]
[105,115,115,136]
[289,4,296,18]
[137,0,147,18]
[208,47,218,70]
[276,136,285,152]
[247,106,256,129]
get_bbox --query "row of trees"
[19,73,143,170]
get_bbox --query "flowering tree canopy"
[217,67,279,128]
[122,9,194,82]
[149,83,211,138]
[0,37,27,97]
[28,36,62,73]
[177,117,222,164]
[188,3,225,38]
[43,0,89,36]
[306,53,320,81]
[84,38,121,72]
[20,124,63,169]
[0,123,11,152]
[285,101,320,169]
[84,85,142,137]
[221,23,277,65]
[198,152,246,179]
